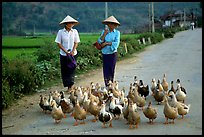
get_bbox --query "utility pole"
[105,2,108,29]
[33,24,35,36]
[184,8,186,27]
[195,8,197,28]
[170,2,173,28]
[148,3,151,32]
[151,2,155,33]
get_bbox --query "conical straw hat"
[59,15,79,25]
[102,15,120,26]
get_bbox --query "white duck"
[98,102,113,128]
[168,91,191,119]
[109,97,123,119]
[176,78,187,94]
[176,84,186,103]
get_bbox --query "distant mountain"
[2,2,202,35]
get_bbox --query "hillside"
[2,2,202,34]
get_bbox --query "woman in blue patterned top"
[97,15,120,87]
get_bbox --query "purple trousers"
[102,52,117,87]
[60,54,76,88]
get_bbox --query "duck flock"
[39,73,190,129]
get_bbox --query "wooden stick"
[2,125,14,129]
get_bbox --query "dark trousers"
[60,54,76,88]
[102,52,117,87]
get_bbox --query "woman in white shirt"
[55,15,80,92]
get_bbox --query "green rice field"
[2,33,139,59]
[2,48,38,59]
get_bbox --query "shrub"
[2,78,14,109]
[6,58,37,94]
[34,40,58,63]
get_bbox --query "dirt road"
[2,28,202,135]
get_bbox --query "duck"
[88,98,101,122]
[161,73,169,93]
[127,101,140,129]
[150,78,157,96]
[143,101,157,124]
[163,96,178,124]
[82,91,91,112]
[98,102,113,128]
[168,81,176,94]
[175,83,186,103]
[60,92,74,116]
[153,80,165,105]
[123,98,138,122]
[107,80,121,98]
[137,79,149,99]
[39,94,45,111]
[50,100,65,124]
[132,75,137,85]
[132,87,146,109]
[126,83,135,100]
[73,99,87,126]
[153,88,165,105]
[118,87,127,107]
[90,82,96,94]
[75,86,84,106]
[52,90,61,106]
[104,93,113,112]
[157,79,164,92]
[109,97,123,119]
[168,91,191,119]
[69,90,77,107]
[122,98,130,122]
[95,82,101,91]
[88,87,100,105]
[97,86,109,100]
[176,78,187,94]
[42,96,53,114]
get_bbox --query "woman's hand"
[104,28,108,35]
[101,42,106,48]
[101,42,112,48]
[70,51,75,56]
[105,42,112,46]
[100,29,109,41]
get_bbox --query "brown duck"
[163,96,178,124]
[143,101,157,124]
[73,99,87,126]
[127,101,140,129]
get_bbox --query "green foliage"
[34,60,60,86]
[34,39,58,63]
[117,42,127,58]
[149,33,164,44]
[2,78,14,109]
[163,29,174,38]
[4,57,37,95]
[76,42,103,71]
